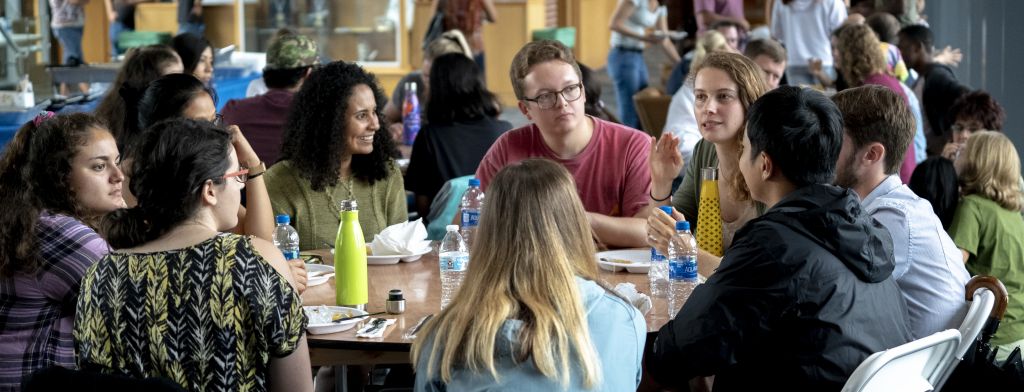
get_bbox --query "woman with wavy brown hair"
[411,158,645,390]
[0,113,125,389]
[647,52,768,276]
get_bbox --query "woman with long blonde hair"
[949,130,1024,358]
[411,158,646,391]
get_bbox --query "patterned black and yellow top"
[74,233,307,392]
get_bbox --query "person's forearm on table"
[589,212,647,248]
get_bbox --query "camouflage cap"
[265,33,319,70]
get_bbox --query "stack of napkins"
[369,219,432,255]
[614,283,653,315]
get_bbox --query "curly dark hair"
[94,45,181,147]
[103,119,232,249]
[949,90,1006,131]
[279,60,396,191]
[0,113,104,276]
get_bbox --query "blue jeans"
[607,47,648,129]
[473,52,485,75]
[53,27,84,64]
[109,21,129,56]
[179,21,206,36]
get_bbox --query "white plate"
[304,306,369,335]
[305,263,334,287]
[596,249,652,274]
[367,255,402,265]
[400,248,432,262]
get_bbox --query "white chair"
[841,329,961,392]
[931,275,1009,390]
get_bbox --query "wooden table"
[301,249,672,367]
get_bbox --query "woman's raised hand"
[649,134,684,190]
[226,124,261,168]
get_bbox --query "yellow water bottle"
[334,199,368,309]
[697,167,723,257]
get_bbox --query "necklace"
[325,176,355,220]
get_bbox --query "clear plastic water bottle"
[402,82,420,145]
[459,178,484,249]
[439,224,469,309]
[668,220,699,317]
[272,214,300,260]
[648,205,673,297]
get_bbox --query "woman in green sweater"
[265,61,407,250]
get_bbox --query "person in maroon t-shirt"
[476,40,652,248]
[222,31,318,165]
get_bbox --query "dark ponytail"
[0,113,103,276]
[102,118,232,249]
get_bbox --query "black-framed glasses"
[221,167,249,183]
[522,83,583,109]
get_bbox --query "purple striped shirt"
[0,213,108,391]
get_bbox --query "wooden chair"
[632,87,672,137]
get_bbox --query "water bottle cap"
[339,199,358,211]
[275,214,290,224]
[659,206,673,214]
[388,289,404,300]
[468,178,480,187]
[676,221,690,231]
[446,224,459,232]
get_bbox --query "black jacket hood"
[761,184,895,283]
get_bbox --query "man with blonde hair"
[476,40,651,248]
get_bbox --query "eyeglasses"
[950,123,984,133]
[221,167,249,183]
[522,83,583,110]
[212,114,224,127]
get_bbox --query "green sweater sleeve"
[385,162,408,226]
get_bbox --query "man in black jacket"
[898,24,969,156]
[649,86,913,391]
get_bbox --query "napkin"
[356,318,397,338]
[614,283,653,315]
[369,219,432,256]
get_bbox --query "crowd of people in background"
[1,0,1022,390]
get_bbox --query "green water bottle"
[334,199,368,309]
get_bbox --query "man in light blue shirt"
[833,85,970,339]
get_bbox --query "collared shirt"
[861,175,971,339]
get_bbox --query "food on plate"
[305,305,353,324]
